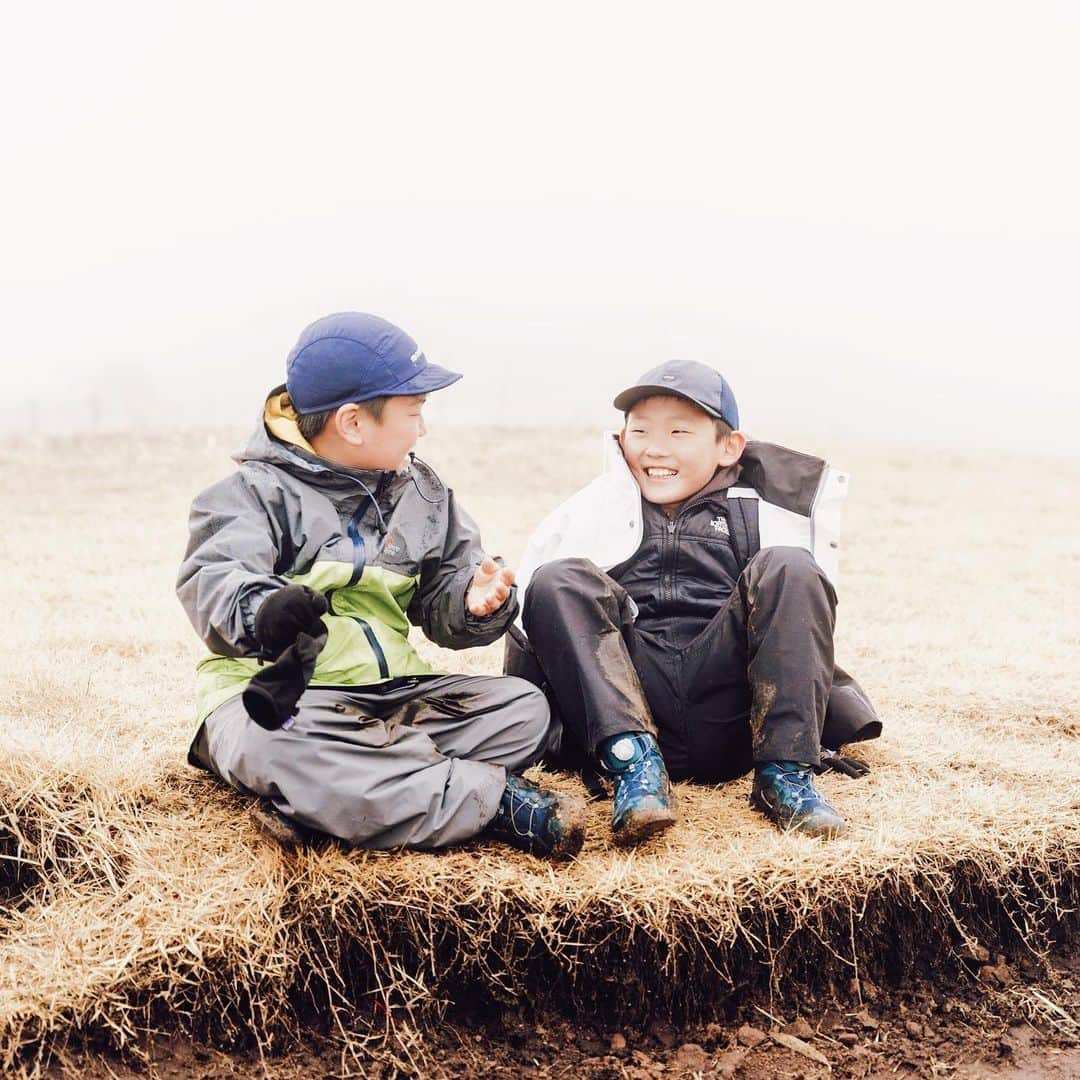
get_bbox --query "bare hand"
[466,558,515,617]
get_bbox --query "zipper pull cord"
[347,475,389,534]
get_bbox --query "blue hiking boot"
[488,773,587,859]
[750,761,847,838]
[599,732,676,847]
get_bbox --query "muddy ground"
[46,945,1078,1079]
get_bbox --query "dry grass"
[1,424,1077,1075]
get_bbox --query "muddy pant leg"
[378,673,551,775]
[626,636,710,781]
[684,546,836,773]
[199,687,511,850]
[521,557,656,756]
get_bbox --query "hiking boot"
[750,761,847,838]
[249,798,315,850]
[488,773,587,859]
[599,732,676,847]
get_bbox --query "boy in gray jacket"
[177,311,585,858]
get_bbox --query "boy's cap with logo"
[613,359,739,430]
[285,312,462,414]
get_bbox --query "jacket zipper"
[343,482,391,677]
[662,518,676,605]
[661,496,731,605]
[345,474,390,586]
[346,507,367,586]
[324,589,393,680]
[354,617,390,679]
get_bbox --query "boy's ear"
[333,403,367,445]
[718,430,747,466]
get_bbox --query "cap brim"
[379,362,463,398]
[291,363,463,413]
[612,383,723,418]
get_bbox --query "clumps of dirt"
[42,947,1080,1078]
[423,946,1080,1080]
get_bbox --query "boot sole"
[612,805,677,848]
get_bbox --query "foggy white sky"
[3,1,1078,451]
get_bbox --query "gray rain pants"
[189,673,550,849]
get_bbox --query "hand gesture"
[466,558,515,617]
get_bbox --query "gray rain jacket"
[177,390,516,725]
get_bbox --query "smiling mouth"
[644,467,678,478]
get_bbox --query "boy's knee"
[524,559,616,628]
[461,676,550,775]
[752,545,817,570]
[505,676,550,721]
[747,546,828,587]
[506,678,552,749]
[527,557,605,604]
[745,547,837,614]
[480,674,550,734]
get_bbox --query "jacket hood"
[738,440,826,518]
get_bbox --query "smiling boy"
[177,312,586,858]
[506,360,881,845]
[621,393,747,511]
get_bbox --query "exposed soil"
[45,947,1078,1079]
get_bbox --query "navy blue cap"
[285,312,462,414]
[613,360,739,430]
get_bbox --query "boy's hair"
[712,418,733,440]
[288,395,389,441]
[623,395,733,441]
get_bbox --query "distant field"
[0,424,1077,1075]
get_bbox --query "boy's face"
[339,394,428,471]
[367,394,428,470]
[619,395,742,510]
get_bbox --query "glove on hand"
[242,628,326,731]
[254,585,329,660]
[815,748,871,779]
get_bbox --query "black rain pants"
[505,547,881,782]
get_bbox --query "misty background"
[3,2,1078,452]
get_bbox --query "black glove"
[815,748,871,779]
[253,585,329,660]
[242,629,326,731]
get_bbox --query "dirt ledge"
[43,946,1079,1079]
